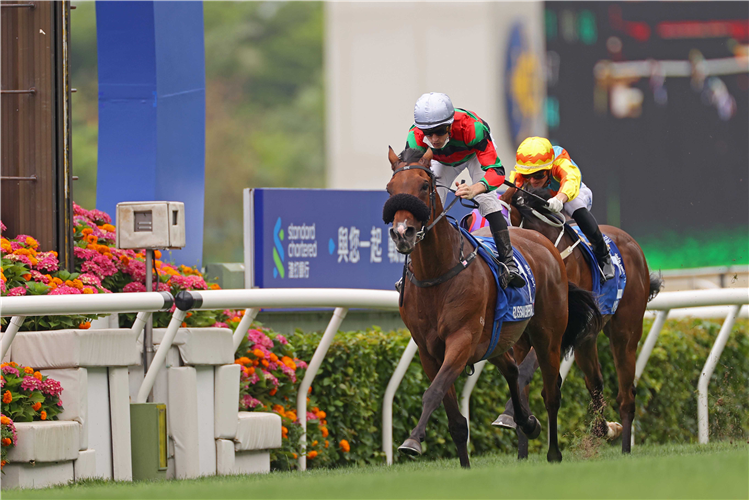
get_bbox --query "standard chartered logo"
[273,217,285,278]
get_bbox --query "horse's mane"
[400,148,425,165]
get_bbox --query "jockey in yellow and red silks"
[507,137,615,281]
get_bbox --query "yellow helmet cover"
[515,136,555,174]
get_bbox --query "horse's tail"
[648,271,665,302]
[562,282,604,357]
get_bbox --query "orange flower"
[79,322,91,330]
[22,273,31,280]
[252,349,264,359]
[339,439,350,453]
[0,416,10,425]
[24,366,34,374]
[307,450,318,459]
[209,283,221,290]
[269,388,277,396]
[1,438,11,446]
[181,322,187,328]
[100,224,116,232]
[120,255,130,266]
[185,312,193,318]
[311,440,318,447]
[261,359,269,368]
[292,453,297,459]
[1,459,6,469]
[40,411,47,420]
[81,228,93,236]
[83,288,94,294]
[154,250,162,258]
[320,427,329,438]
[273,405,285,414]
[33,371,42,381]
[316,410,326,419]
[324,440,329,448]
[32,402,42,411]
[2,391,12,404]
[269,353,278,363]
[308,386,312,394]
[86,234,98,244]
[245,366,255,376]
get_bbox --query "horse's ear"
[388,146,400,170]
[420,148,433,165]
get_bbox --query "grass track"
[4,442,747,499]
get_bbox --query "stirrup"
[395,277,404,293]
[597,255,615,283]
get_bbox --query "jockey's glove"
[547,197,564,213]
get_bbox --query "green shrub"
[290,318,748,467]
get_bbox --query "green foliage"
[288,319,748,467]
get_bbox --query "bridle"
[514,193,581,260]
[388,162,479,303]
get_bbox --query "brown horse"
[496,185,663,453]
[384,147,603,466]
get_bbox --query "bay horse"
[384,147,603,466]
[496,184,663,453]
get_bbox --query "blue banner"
[247,188,477,289]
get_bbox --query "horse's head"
[511,184,566,226]
[383,146,436,254]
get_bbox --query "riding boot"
[572,208,615,282]
[485,211,526,289]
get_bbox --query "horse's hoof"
[398,438,422,456]
[547,449,563,463]
[606,421,623,440]
[520,415,542,440]
[492,414,517,429]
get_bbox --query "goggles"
[420,125,450,137]
[528,170,549,180]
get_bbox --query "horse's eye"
[421,182,429,192]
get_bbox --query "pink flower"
[4,253,32,267]
[41,378,63,397]
[1,365,20,376]
[261,369,279,387]
[247,329,273,349]
[49,285,82,295]
[79,273,102,286]
[35,252,59,272]
[213,321,229,328]
[7,286,27,296]
[10,242,22,252]
[81,260,105,278]
[1,280,6,293]
[275,334,288,345]
[306,411,318,421]
[123,282,146,293]
[241,394,262,409]
[0,221,6,232]
[20,376,41,391]
[74,247,99,261]
[88,209,111,224]
[29,270,50,283]
[297,360,308,370]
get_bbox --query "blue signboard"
[245,188,478,289]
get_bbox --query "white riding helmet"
[414,92,455,130]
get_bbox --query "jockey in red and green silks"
[406,92,525,288]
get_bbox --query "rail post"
[382,339,418,465]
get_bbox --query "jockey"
[407,92,525,288]
[507,136,615,281]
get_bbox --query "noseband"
[386,163,465,244]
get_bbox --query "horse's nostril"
[389,227,398,240]
[405,227,415,238]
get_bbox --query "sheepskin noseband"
[382,193,431,224]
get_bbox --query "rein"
[517,198,581,260]
[389,163,479,303]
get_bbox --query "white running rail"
[0,292,174,359]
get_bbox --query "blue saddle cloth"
[565,223,627,315]
[457,225,536,360]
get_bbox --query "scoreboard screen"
[544,1,748,269]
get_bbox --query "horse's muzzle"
[389,221,417,254]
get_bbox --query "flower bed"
[233,322,340,470]
[1,361,65,471]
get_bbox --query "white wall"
[325,1,546,190]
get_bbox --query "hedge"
[290,318,749,466]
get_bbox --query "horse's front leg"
[399,331,472,458]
